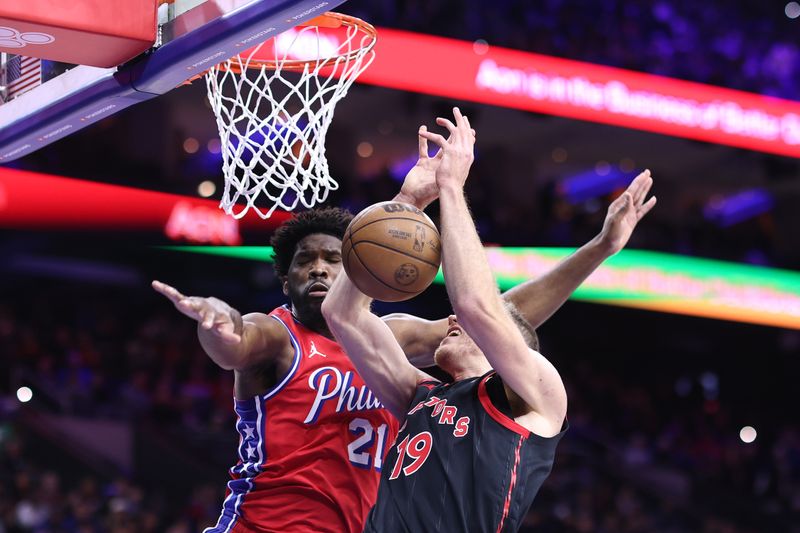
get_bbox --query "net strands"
[205,20,376,219]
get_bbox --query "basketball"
[342,201,441,302]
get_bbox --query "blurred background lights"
[786,2,800,18]
[183,137,200,154]
[16,386,32,403]
[619,158,635,172]
[197,180,216,197]
[207,138,221,154]
[740,426,757,443]
[551,147,568,163]
[700,371,720,399]
[595,160,611,176]
[357,141,374,158]
[473,39,490,55]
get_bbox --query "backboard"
[0,0,347,162]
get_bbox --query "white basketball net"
[205,16,376,219]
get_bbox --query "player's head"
[271,207,353,319]
[434,302,538,375]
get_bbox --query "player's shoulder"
[243,310,284,332]
[241,309,294,352]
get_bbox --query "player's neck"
[447,360,492,382]
[292,306,335,340]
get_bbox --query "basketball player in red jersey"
[322,109,655,532]
[152,116,656,533]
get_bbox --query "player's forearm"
[321,271,372,329]
[438,184,502,314]
[502,234,613,328]
[324,274,418,419]
[197,314,246,370]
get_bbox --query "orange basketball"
[342,201,441,302]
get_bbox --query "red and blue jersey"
[205,305,399,533]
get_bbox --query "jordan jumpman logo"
[308,341,327,358]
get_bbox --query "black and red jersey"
[363,371,566,533]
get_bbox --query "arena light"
[166,246,800,330]
[16,386,33,403]
[557,168,634,204]
[739,426,757,443]
[703,189,774,227]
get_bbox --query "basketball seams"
[349,216,439,238]
[350,242,417,295]
[343,222,355,274]
[352,240,441,269]
[342,202,442,302]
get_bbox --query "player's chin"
[433,344,455,368]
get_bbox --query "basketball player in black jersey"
[323,108,655,532]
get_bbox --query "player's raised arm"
[422,108,567,435]
[385,137,655,368]
[503,169,656,325]
[379,120,465,366]
[152,280,285,371]
[321,269,430,420]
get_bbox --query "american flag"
[2,55,42,101]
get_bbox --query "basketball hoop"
[204,12,377,219]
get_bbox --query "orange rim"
[220,12,377,73]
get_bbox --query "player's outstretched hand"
[152,280,242,344]
[599,169,657,255]
[418,107,476,191]
[396,125,444,209]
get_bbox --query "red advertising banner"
[350,29,800,158]
[0,168,289,244]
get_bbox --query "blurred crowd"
[2,1,800,532]
[1,280,798,532]
[351,0,799,100]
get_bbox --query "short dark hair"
[270,207,353,276]
[503,301,539,351]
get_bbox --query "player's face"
[283,233,343,318]
[434,315,483,372]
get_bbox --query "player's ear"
[281,276,289,296]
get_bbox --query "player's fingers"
[634,173,654,205]
[625,173,644,199]
[608,192,631,219]
[215,323,242,344]
[152,280,184,303]
[452,107,466,128]
[200,310,215,329]
[175,298,203,319]
[418,130,448,148]
[435,117,457,135]
[418,126,430,158]
[629,170,651,204]
[462,115,475,138]
[638,196,657,219]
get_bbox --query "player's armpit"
[502,379,565,438]
[383,313,448,368]
[455,302,567,436]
